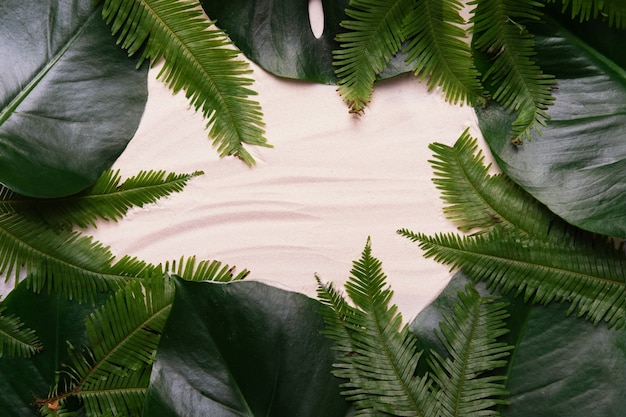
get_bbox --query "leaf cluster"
[333,0,624,139]
[398,131,625,328]
[317,239,513,417]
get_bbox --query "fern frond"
[428,284,511,417]
[334,0,415,113]
[0,170,203,229]
[0,213,140,301]
[398,228,626,328]
[0,306,42,358]
[549,0,626,28]
[471,0,556,139]
[403,0,486,105]
[428,130,572,240]
[101,0,269,164]
[164,256,249,282]
[50,277,174,416]
[317,239,433,416]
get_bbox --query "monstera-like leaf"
[200,0,410,83]
[411,272,626,417]
[144,278,349,417]
[476,13,626,237]
[0,0,148,197]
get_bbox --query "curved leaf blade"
[0,0,148,197]
[103,0,269,165]
[144,278,349,417]
[411,272,626,417]
[476,13,626,237]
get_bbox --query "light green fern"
[101,0,270,164]
[317,239,513,416]
[399,132,626,328]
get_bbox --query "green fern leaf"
[333,0,415,113]
[101,0,270,164]
[164,256,249,282]
[428,284,512,417]
[403,0,486,105]
[0,169,203,229]
[549,0,626,28]
[317,239,433,416]
[471,0,556,139]
[428,130,573,240]
[0,306,42,358]
[51,277,172,416]
[399,228,626,328]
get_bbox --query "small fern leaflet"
[548,0,626,28]
[101,0,270,164]
[0,306,42,358]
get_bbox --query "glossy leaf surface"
[200,0,409,83]
[144,277,349,417]
[476,15,626,237]
[411,272,626,417]
[0,0,148,197]
[0,281,104,416]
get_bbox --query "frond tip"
[0,306,43,358]
[429,285,512,416]
[102,0,270,164]
[317,239,434,416]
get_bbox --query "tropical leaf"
[0,170,203,229]
[549,0,626,27]
[400,132,626,328]
[333,0,415,113]
[471,0,556,140]
[402,0,485,106]
[101,0,270,165]
[144,278,348,417]
[428,284,512,417]
[0,0,148,198]
[476,12,626,237]
[317,239,433,416]
[427,130,575,240]
[412,271,626,417]
[47,277,173,416]
[0,306,42,358]
[163,256,249,282]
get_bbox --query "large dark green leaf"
[411,272,626,417]
[144,277,349,417]
[0,0,148,198]
[200,0,409,83]
[476,13,626,237]
[0,280,106,416]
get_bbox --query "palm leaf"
[428,284,511,417]
[0,169,203,229]
[471,0,556,139]
[549,0,626,28]
[402,0,486,105]
[333,0,415,113]
[0,306,42,358]
[101,0,270,164]
[399,228,626,328]
[317,239,433,416]
[427,130,574,240]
